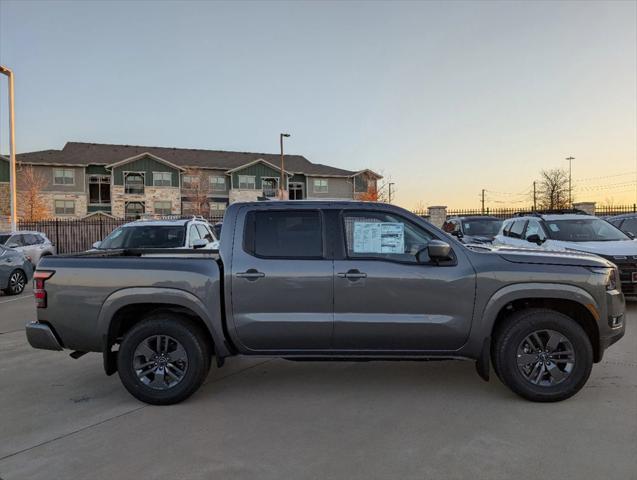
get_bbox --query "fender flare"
[98,287,231,360]
[467,282,600,356]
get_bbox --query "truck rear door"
[229,207,333,351]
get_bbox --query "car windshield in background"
[0,234,11,245]
[99,226,186,249]
[546,218,630,242]
[462,220,502,236]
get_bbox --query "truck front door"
[230,208,333,351]
[332,209,475,351]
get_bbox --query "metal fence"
[17,214,225,254]
[414,204,637,220]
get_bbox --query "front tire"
[4,269,27,295]
[493,308,593,402]
[118,314,212,405]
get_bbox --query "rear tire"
[118,313,212,405]
[493,308,593,402]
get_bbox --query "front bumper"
[599,289,626,355]
[25,321,63,351]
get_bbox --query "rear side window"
[508,220,527,239]
[620,218,637,235]
[195,224,212,241]
[245,210,323,258]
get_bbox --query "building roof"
[13,142,375,178]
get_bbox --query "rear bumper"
[25,321,63,351]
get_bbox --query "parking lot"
[0,288,635,480]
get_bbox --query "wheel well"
[491,298,601,362]
[107,303,214,351]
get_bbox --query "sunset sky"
[1,0,635,209]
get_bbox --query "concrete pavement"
[1,293,635,480]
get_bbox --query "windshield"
[545,218,630,242]
[99,225,186,249]
[461,219,502,236]
[0,234,11,245]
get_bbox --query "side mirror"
[92,241,102,249]
[451,230,463,238]
[425,240,451,262]
[626,231,635,239]
[526,234,544,245]
[192,238,208,249]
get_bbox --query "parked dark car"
[606,213,637,237]
[0,244,34,295]
[26,202,625,405]
[442,216,502,244]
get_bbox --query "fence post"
[55,218,60,251]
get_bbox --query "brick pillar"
[427,205,447,227]
[572,201,596,215]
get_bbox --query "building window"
[313,178,329,193]
[261,177,279,197]
[209,201,226,212]
[154,201,172,215]
[210,176,226,192]
[88,175,111,204]
[238,175,256,189]
[153,172,172,187]
[124,172,145,194]
[183,175,200,189]
[54,200,75,215]
[125,201,145,219]
[53,168,75,185]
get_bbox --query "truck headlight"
[590,267,619,291]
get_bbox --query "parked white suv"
[93,217,219,251]
[0,231,57,265]
[494,212,637,295]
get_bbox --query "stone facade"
[229,189,262,204]
[111,186,181,218]
[32,192,88,218]
[427,206,447,228]
[0,183,9,216]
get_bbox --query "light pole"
[0,65,17,231]
[566,156,575,207]
[279,133,290,199]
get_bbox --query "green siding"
[231,162,283,189]
[0,158,8,183]
[112,156,180,187]
[290,173,306,184]
[86,164,110,175]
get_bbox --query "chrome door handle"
[337,269,367,280]
[236,269,265,280]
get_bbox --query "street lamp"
[279,133,290,199]
[0,65,17,231]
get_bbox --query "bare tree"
[183,168,210,216]
[18,164,48,220]
[536,168,570,210]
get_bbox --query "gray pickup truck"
[26,202,625,405]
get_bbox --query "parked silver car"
[0,231,57,265]
[0,244,33,295]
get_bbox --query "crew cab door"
[229,207,333,351]
[332,209,475,351]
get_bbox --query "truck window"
[246,210,323,258]
[342,211,432,263]
[508,220,527,239]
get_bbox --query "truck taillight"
[33,270,55,308]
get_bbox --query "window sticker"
[353,222,405,254]
[548,223,560,232]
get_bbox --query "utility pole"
[388,182,395,203]
[533,181,537,211]
[279,133,290,199]
[481,189,485,214]
[566,156,575,207]
[0,65,17,231]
